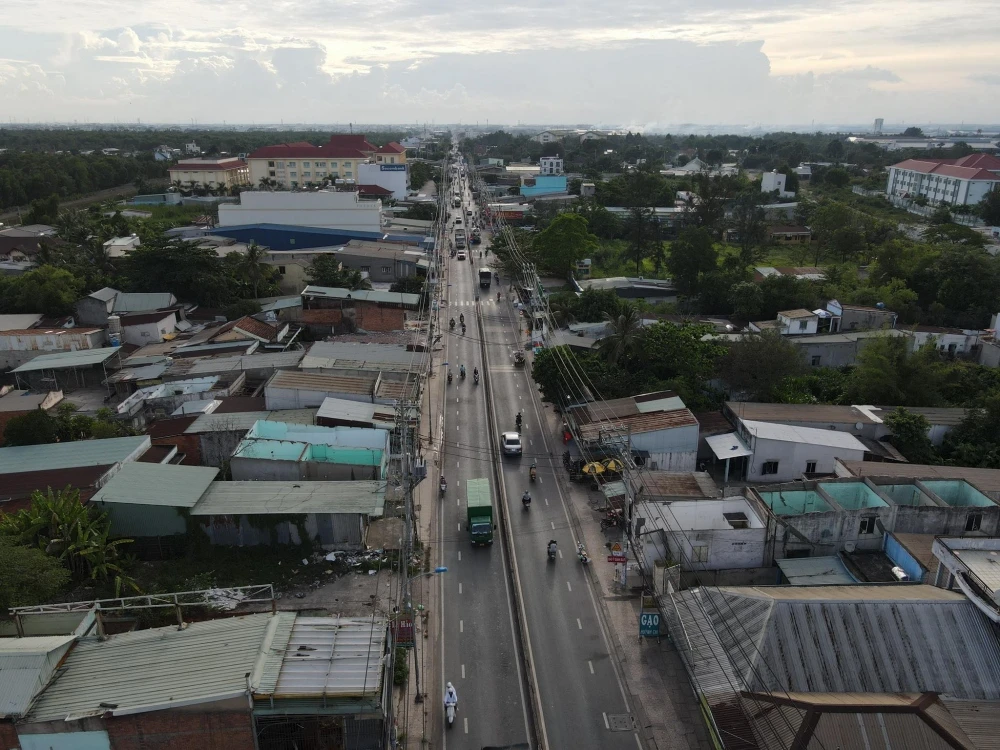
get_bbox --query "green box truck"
[466,478,494,545]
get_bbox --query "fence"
[852,186,983,226]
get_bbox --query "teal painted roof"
[89,463,219,507]
[12,347,121,373]
[0,435,149,474]
[193,481,385,516]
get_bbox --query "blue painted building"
[520,175,568,198]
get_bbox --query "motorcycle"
[439,478,447,497]
[497,292,501,303]
[460,366,466,380]
[515,414,523,431]
[547,541,558,561]
[449,318,455,330]
[447,371,453,385]
[461,323,467,335]
[445,682,458,728]
[577,542,590,565]
[522,492,531,510]
[473,370,480,385]
[600,509,625,531]
[446,701,456,728]
[459,314,465,326]
[529,466,537,482]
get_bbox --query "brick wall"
[107,710,254,750]
[151,432,203,465]
[0,722,19,748]
[302,302,405,333]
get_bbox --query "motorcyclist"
[447,370,453,384]
[450,317,455,330]
[497,291,501,302]
[548,539,558,558]
[515,411,522,430]
[459,313,465,325]
[460,364,466,379]
[445,682,458,706]
[522,491,531,506]
[461,323,466,335]
[473,367,479,380]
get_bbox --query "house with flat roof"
[0,435,149,477]
[300,341,423,374]
[265,367,418,409]
[230,420,389,481]
[300,285,421,334]
[749,308,819,336]
[0,327,107,370]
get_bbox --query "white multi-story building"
[217,190,384,233]
[539,156,564,175]
[885,153,1000,206]
[246,135,407,189]
[168,158,251,191]
[761,170,795,198]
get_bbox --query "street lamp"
[407,567,447,703]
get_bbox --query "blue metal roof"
[212,223,421,251]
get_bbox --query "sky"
[1,0,999,127]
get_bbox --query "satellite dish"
[855,422,864,430]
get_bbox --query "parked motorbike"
[600,509,625,531]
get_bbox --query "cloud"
[0,0,997,124]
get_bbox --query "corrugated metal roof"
[27,613,280,722]
[270,616,387,698]
[725,401,882,425]
[576,408,698,440]
[742,419,868,451]
[777,556,858,585]
[11,347,121,373]
[112,292,176,312]
[301,286,420,307]
[192,481,385,516]
[268,369,377,395]
[0,435,149,475]
[166,350,303,378]
[301,341,422,371]
[701,586,1000,699]
[184,409,316,433]
[0,636,77,718]
[89,463,219,507]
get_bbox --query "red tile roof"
[358,184,393,196]
[0,464,115,507]
[248,134,377,160]
[146,416,199,438]
[211,315,279,342]
[0,327,101,336]
[168,160,247,172]
[891,153,1000,181]
[376,142,405,154]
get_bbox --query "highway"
[439,154,637,750]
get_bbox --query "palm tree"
[170,179,184,192]
[185,180,198,195]
[235,241,276,298]
[201,181,214,197]
[598,301,644,365]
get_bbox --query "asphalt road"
[439,159,639,749]
[439,165,531,750]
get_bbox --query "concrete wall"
[121,316,175,346]
[198,429,249,468]
[218,191,383,232]
[230,456,380,481]
[75,296,113,326]
[0,330,105,352]
[746,436,865,483]
[152,431,203,465]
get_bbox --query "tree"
[3,409,59,446]
[23,193,60,224]
[716,332,807,400]
[777,165,800,194]
[0,265,84,316]
[390,276,427,296]
[531,213,599,276]
[978,188,1000,226]
[231,242,280,299]
[666,227,717,297]
[846,335,946,405]
[729,281,764,320]
[729,194,766,266]
[884,408,938,464]
[575,201,621,240]
[929,205,953,225]
[0,537,70,611]
[223,299,263,320]
[686,174,729,236]
[123,236,240,306]
[826,139,845,161]
[942,395,1000,468]
[401,203,438,221]
[598,302,644,364]
[623,207,658,274]
[306,255,372,290]
[902,127,925,138]
[823,168,850,189]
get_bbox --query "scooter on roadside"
[577,542,590,565]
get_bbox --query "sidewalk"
[539,405,713,750]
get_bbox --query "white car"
[457,251,467,260]
[501,431,523,456]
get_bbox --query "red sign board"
[392,614,415,647]
[608,542,627,564]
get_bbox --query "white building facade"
[539,156,564,175]
[357,163,408,200]
[737,419,867,483]
[218,191,383,232]
[761,170,795,198]
[886,154,1000,206]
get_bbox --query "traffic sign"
[639,611,661,637]
[608,541,627,564]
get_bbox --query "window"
[268,161,275,167]
[330,162,338,168]
[798,320,808,331]
[805,461,817,474]
[277,162,285,168]
[361,266,371,273]
[278,265,286,274]
[345,171,353,177]
[811,355,822,367]
[269,170,276,177]
[859,516,877,535]
[691,545,709,563]
[303,161,310,167]
[303,172,311,177]
[381,266,391,274]
[966,513,983,532]
[761,461,779,475]
[289,239,295,246]
[290,171,297,178]
[288,161,296,167]
[316,161,326,167]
